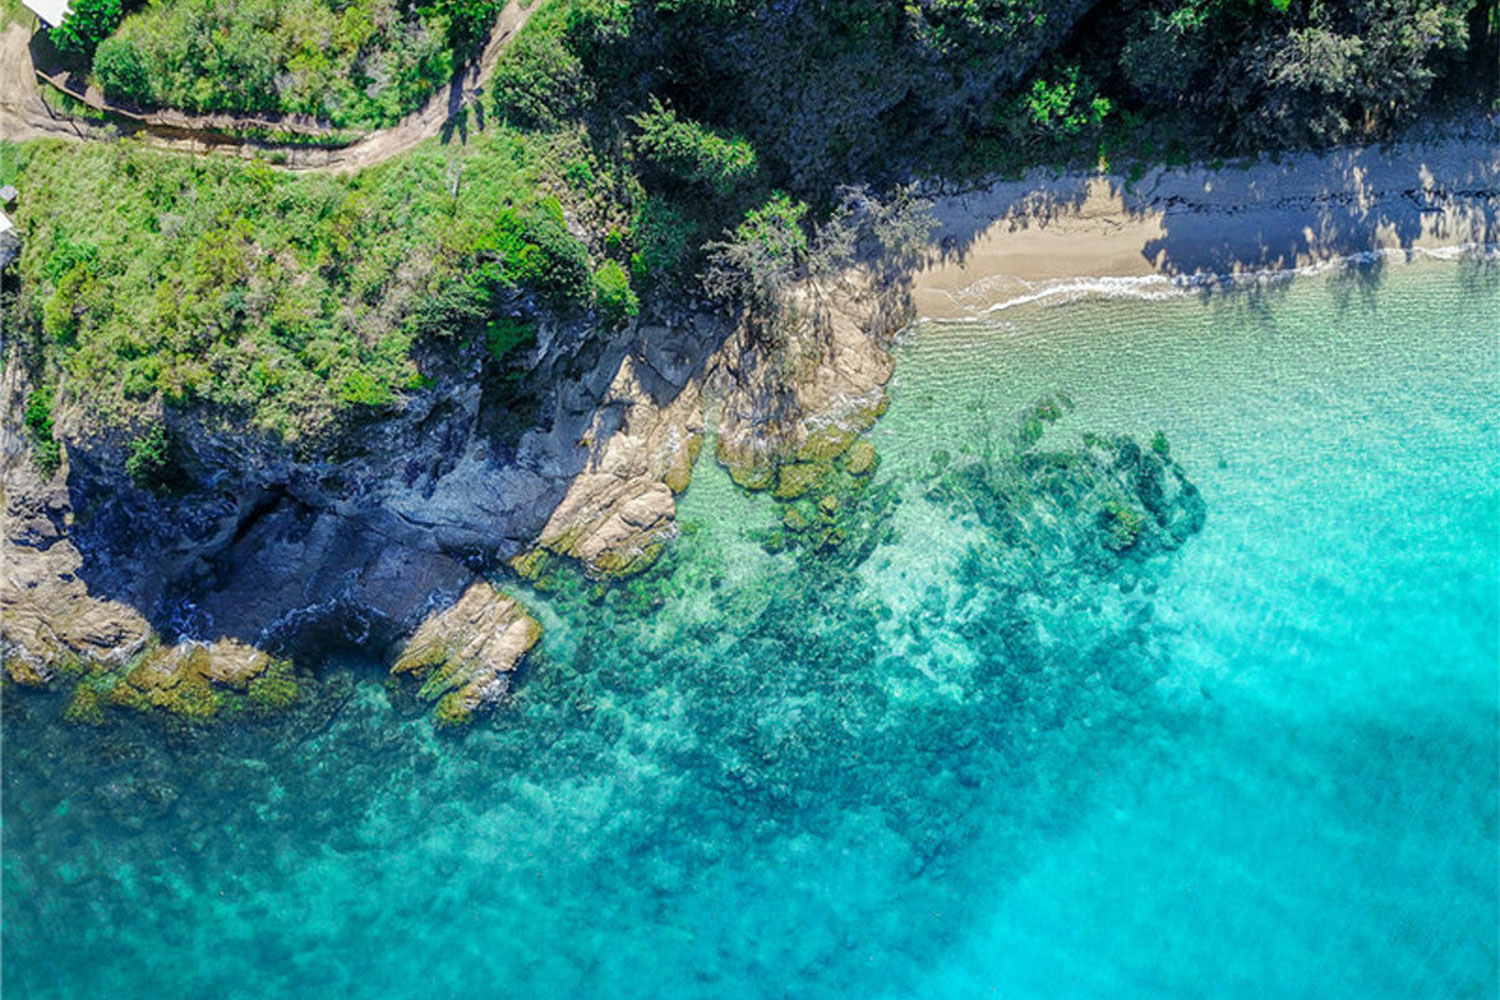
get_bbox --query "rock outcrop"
[391,581,541,724]
[712,266,909,491]
[520,351,703,579]
[2,247,914,722]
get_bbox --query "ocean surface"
[4,253,1497,999]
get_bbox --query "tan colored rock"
[1,373,152,681]
[529,355,703,578]
[713,267,906,488]
[392,581,541,724]
[0,537,152,682]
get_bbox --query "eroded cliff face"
[1,265,912,723]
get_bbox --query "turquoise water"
[4,255,1496,998]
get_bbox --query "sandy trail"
[0,0,536,172]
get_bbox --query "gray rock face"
[3,259,914,710]
[1,302,743,675]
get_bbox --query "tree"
[49,0,122,58]
[703,192,809,312]
[631,96,759,196]
[93,37,151,103]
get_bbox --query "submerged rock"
[391,582,542,725]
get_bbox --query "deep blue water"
[4,254,1496,999]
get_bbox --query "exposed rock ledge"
[391,581,540,725]
[2,259,909,722]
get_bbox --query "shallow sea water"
[4,254,1497,999]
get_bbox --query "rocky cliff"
[2,257,912,723]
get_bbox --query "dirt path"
[0,0,536,173]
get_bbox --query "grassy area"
[5,123,601,442]
[39,82,109,122]
[1,0,34,30]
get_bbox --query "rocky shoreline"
[2,242,910,723]
[7,131,1495,727]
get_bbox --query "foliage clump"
[591,260,639,327]
[23,384,63,476]
[7,133,595,439]
[87,0,498,127]
[124,423,172,488]
[49,0,121,58]
[631,96,758,197]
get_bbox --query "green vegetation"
[125,423,171,487]
[484,317,538,364]
[7,0,1491,467]
[88,0,500,127]
[23,384,62,475]
[49,0,120,57]
[5,129,599,441]
[591,260,638,327]
[631,96,758,197]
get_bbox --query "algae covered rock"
[392,582,542,725]
[774,462,829,500]
[844,439,877,476]
[109,639,292,720]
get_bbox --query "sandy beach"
[914,132,1500,319]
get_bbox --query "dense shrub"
[8,131,591,438]
[491,3,594,129]
[125,424,171,487]
[92,37,151,103]
[631,96,758,196]
[592,260,638,326]
[49,0,122,57]
[23,385,63,476]
[703,192,809,310]
[89,0,467,127]
[473,203,593,303]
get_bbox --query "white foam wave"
[918,242,1500,322]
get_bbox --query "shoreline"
[913,132,1500,319]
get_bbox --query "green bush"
[23,385,63,476]
[436,0,502,55]
[631,96,758,196]
[125,424,171,487]
[336,371,396,408]
[998,65,1113,150]
[484,317,538,363]
[628,197,695,288]
[50,0,121,57]
[492,9,594,129]
[474,205,592,304]
[92,37,151,104]
[592,260,638,327]
[732,192,808,262]
[91,0,460,127]
[702,192,809,312]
